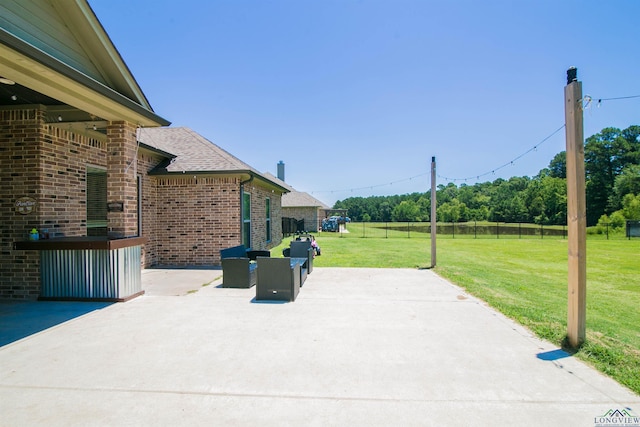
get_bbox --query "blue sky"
[90,0,640,206]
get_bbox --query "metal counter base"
[14,237,146,302]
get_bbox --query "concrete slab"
[0,268,638,426]
[141,267,222,296]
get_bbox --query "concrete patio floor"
[0,267,638,426]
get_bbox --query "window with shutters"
[86,166,107,236]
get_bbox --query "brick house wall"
[282,206,322,232]
[136,149,163,267]
[106,121,139,238]
[0,108,43,299]
[245,182,283,251]
[153,176,240,266]
[0,108,286,297]
[149,176,283,267]
[0,106,108,299]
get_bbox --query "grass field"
[274,232,640,395]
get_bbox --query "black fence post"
[496,222,499,239]
[474,220,477,239]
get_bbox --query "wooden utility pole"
[564,67,587,348]
[430,156,437,268]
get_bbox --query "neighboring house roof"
[0,0,168,127]
[263,172,330,209]
[283,191,331,209]
[138,127,289,193]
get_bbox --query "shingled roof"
[138,127,288,192]
[263,172,330,209]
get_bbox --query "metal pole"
[430,157,437,268]
[565,67,587,348]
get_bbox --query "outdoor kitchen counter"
[14,237,147,302]
[14,236,147,251]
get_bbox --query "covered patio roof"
[0,0,169,134]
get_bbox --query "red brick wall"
[40,125,107,237]
[149,176,284,267]
[282,207,322,232]
[107,121,139,238]
[0,108,43,299]
[153,176,240,266]
[245,182,283,250]
[0,107,108,299]
[136,149,163,267]
[0,107,286,297]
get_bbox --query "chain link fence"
[327,221,634,240]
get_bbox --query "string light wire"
[311,172,430,195]
[310,124,566,194]
[437,124,566,183]
[308,91,639,194]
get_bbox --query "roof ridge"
[181,128,253,171]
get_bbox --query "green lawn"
[274,232,640,395]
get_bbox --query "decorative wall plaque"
[107,201,124,212]
[15,197,37,215]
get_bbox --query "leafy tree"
[416,196,431,221]
[392,200,420,222]
[468,205,490,221]
[548,151,566,178]
[585,127,632,225]
[489,177,530,222]
[436,199,470,222]
[524,175,567,225]
[437,183,458,204]
[379,201,392,222]
[621,193,640,220]
[610,211,627,229]
[622,125,640,164]
[609,164,640,211]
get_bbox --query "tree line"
[333,125,640,229]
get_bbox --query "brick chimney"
[277,160,285,181]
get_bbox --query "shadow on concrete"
[0,301,112,347]
[250,297,289,304]
[536,349,572,361]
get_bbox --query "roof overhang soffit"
[0,30,169,127]
[148,170,289,194]
[50,0,154,111]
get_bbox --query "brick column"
[106,121,139,238]
[0,107,45,299]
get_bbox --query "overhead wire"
[310,90,640,193]
[309,123,567,194]
[436,124,566,183]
